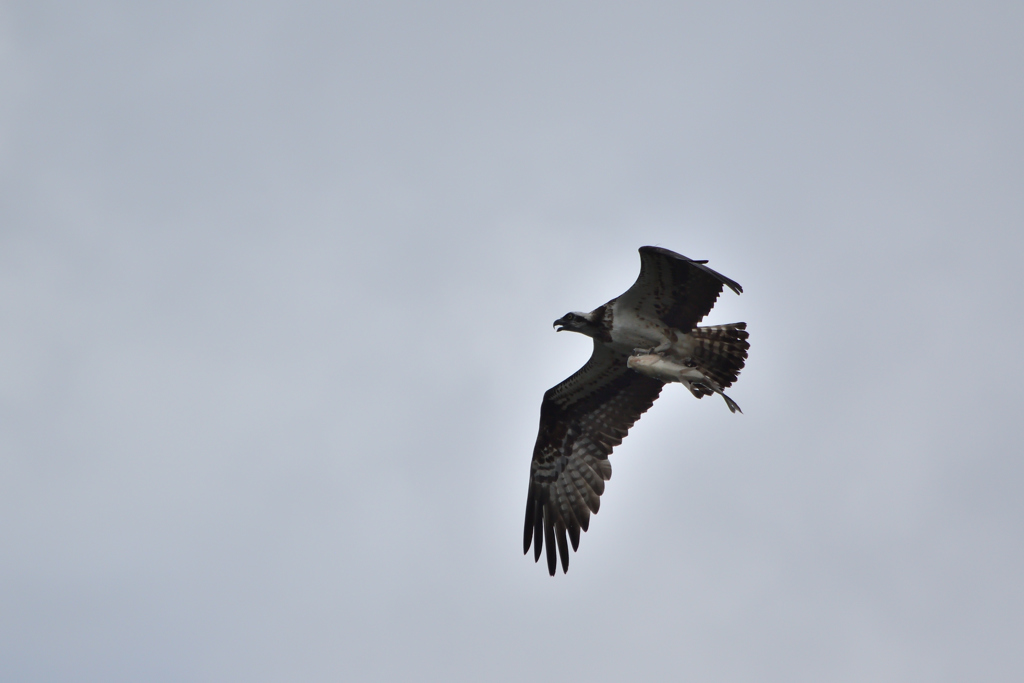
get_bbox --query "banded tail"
[687,323,749,404]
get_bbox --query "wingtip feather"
[556,522,569,574]
[544,518,556,576]
[533,506,544,562]
[523,497,534,555]
[568,523,580,551]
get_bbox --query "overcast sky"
[2,2,1023,681]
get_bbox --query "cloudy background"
[2,2,1022,681]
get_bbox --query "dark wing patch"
[616,246,743,333]
[524,342,664,575]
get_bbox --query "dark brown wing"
[615,246,743,333]
[524,342,664,575]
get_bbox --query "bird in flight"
[524,246,749,575]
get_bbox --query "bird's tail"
[689,323,749,391]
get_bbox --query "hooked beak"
[553,316,569,332]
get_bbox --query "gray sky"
[2,2,1023,681]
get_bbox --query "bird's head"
[553,311,600,337]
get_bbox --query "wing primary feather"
[580,485,603,514]
[578,506,590,532]
[567,522,580,551]
[544,515,557,576]
[553,478,582,536]
[555,521,569,573]
[578,461,606,497]
[533,502,544,562]
[523,491,535,555]
[562,475,588,532]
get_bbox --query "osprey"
[524,246,749,575]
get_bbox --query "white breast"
[607,304,670,351]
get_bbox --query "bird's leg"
[651,340,672,355]
[633,340,673,356]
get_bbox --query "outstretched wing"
[524,341,664,575]
[615,246,743,333]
